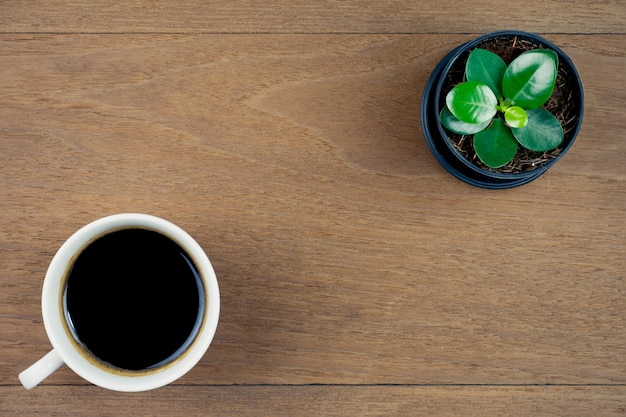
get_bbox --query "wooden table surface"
[1,1,624,415]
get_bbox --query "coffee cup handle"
[19,349,64,389]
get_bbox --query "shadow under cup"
[60,227,207,374]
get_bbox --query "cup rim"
[41,213,220,391]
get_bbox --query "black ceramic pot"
[421,31,584,189]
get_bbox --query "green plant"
[440,48,563,168]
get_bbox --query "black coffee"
[64,228,204,371]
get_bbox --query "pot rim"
[422,30,584,187]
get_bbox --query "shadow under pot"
[421,31,584,189]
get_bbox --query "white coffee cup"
[19,213,220,391]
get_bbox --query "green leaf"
[473,118,518,168]
[504,106,528,128]
[446,81,498,124]
[466,48,507,98]
[511,108,564,151]
[502,49,558,109]
[440,107,491,135]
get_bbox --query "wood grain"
[1,0,625,34]
[0,1,624,414]
[1,386,625,416]
[1,34,624,388]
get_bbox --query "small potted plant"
[421,31,584,189]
